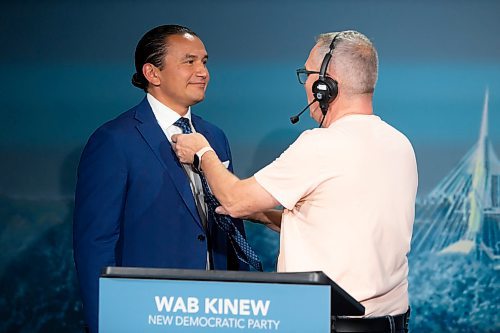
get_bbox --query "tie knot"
[174,117,192,134]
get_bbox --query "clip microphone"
[290,98,318,124]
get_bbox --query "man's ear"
[142,63,160,86]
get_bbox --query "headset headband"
[319,33,339,81]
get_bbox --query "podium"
[99,267,364,332]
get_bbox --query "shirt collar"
[147,93,192,129]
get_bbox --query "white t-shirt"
[255,114,418,316]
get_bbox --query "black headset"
[312,34,340,116]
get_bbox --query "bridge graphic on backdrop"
[412,89,500,269]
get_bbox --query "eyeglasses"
[296,68,320,84]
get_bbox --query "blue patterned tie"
[174,117,263,271]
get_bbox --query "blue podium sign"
[99,268,364,332]
[100,277,330,332]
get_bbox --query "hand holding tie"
[171,132,209,164]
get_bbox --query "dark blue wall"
[1,1,499,332]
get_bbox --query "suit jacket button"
[197,234,206,241]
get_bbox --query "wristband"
[193,146,214,173]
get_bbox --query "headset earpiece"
[312,34,339,115]
[312,79,338,115]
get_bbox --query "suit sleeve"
[73,127,128,333]
[221,133,250,271]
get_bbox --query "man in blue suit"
[73,25,253,333]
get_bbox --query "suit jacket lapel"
[191,116,215,149]
[134,98,204,231]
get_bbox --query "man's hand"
[172,133,210,164]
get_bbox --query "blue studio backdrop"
[0,1,499,332]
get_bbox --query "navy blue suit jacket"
[73,98,248,332]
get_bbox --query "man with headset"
[172,30,417,332]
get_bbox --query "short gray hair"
[316,30,378,95]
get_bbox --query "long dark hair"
[131,25,198,92]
